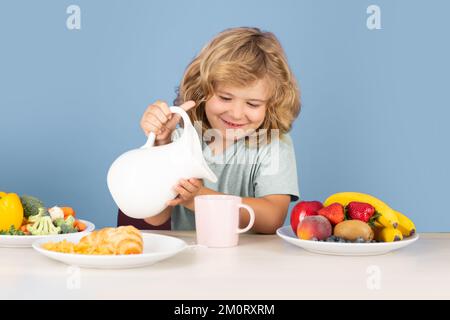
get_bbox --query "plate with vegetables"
[0,192,95,248]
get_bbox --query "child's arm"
[238,194,291,234]
[144,178,203,226]
[183,187,291,234]
[144,206,172,226]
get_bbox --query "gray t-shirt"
[170,128,300,230]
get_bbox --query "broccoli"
[54,218,65,228]
[59,215,77,234]
[28,216,61,235]
[60,223,78,234]
[20,195,45,218]
[54,216,77,233]
[64,215,76,226]
[0,225,25,236]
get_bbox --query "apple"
[290,201,324,233]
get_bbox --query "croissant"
[79,226,143,255]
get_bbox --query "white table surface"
[1,231,449,299]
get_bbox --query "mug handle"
[236,204,255,234]
[141,106,192,149]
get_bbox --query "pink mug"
[194,195,255,248]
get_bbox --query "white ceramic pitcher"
[107,106,218,219]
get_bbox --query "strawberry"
[346,202,375,223]
[317,203,345,225]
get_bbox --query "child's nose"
[230,103,245,120]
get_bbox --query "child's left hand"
[166,178,203,207]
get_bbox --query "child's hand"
[166,178,203,207]
[140,100,196,145]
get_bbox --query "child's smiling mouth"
[220,117,248,128]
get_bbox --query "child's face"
[204,79,269,141]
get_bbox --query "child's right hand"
[140,100,196,145]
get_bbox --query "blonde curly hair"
[174,27,300,144]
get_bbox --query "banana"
[324,192,399,229]
[377,214,399,230]
[374,226,403,242]
[394,210,416,237]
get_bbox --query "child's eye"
[247,102,260,108]
[219,96,232,102]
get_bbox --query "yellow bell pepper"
[0,192,24,232]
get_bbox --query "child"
[118,27,300,234]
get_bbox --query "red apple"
[290,201,323,233]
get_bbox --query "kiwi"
[333,220,374,241]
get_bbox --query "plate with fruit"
[0,193,95,248]
[277,192,419,256]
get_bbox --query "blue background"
[1,0,448,231]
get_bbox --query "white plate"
[32,232,188,269]
[0,220,95,248]
[276,226,419,256]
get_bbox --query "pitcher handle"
[141,106,192,149]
